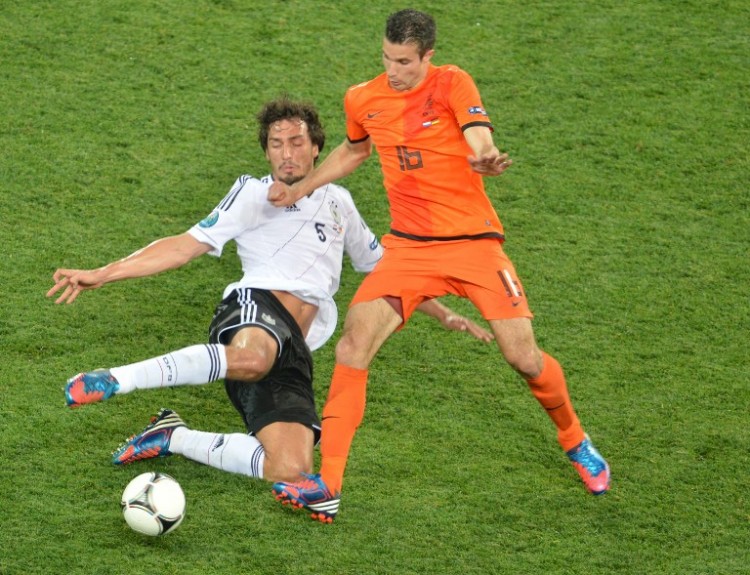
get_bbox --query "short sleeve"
[187,175,262,257]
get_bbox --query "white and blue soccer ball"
[121,472,186,536]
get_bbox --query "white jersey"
[188,174,383,351]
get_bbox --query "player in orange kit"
[269,9,610,522]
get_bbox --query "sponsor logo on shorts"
[262,313,276,326]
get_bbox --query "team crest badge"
[328,200,344,234]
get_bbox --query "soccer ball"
[121,472,186,536]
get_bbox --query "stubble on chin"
[278,174,304,186]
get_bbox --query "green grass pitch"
[1,1,748,574]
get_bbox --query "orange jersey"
[345,63,504,240]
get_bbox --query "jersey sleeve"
[448,67,493,132]
[339,188,383,272]
[344,84,370,143]
[187,175,262,257]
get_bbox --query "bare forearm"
[47,232,210,304]
[95,234,207,284]
[298,140,370,194]
[417,298,494,343]
[416,298,452,322]
[268,138,371,207]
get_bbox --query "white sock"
[170,427,265,479]
[110,344,227,394]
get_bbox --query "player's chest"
[258,195,347,243]
[361,90,453,143]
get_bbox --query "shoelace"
[296,474,322,490]
[573,442,604,473]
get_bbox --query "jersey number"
[396,146,423,171]
[315,222,326,242]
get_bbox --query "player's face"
[382,39,434,91]
[265,119,319,185]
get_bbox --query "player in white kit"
[47,97,492,484]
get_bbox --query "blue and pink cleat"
[566,434,610,495]
[65,369,120,407]
[272,473,341,524]
[112,408,186,466]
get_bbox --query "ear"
[422,49,435,63]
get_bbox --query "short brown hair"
[385,9,436,57]
[257,96,325,154]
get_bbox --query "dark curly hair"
[257,96,325,156]
[385,9,436,57]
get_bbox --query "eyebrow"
[268,134,307,143]
[383,51,413,63]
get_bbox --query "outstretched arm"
[47,232,211,304]
[416,299,494,343]
[268,137,372,207]
[464,125,513,176]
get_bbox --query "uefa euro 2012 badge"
[199,211,220,228]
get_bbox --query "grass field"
[1,1,748,574]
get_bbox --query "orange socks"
[319,364,369,493]
[526,352,585,451]
[318,354,583,492]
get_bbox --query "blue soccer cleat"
[566,434,610,495]
[112,408,185,466]
[65,369,120,407]
[272,473,341,524]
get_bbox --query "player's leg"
[489,316,584,446]
[273,297,403,523]
[66,330,281,407]
[218,302,319,482]
[149,420,315,482]
[112,325,309,480]
[492,318,609,494]
[66,288,283,407]
[150,326,290,481]
[112,408,266,480]
[64,344,228,406]
[254,422,315,482]
[318,298,402,491]
[469,238,609,494]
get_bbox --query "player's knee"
[225,348,274,382]
[335,328,381,368]
[263,457,311,483]
[334,333,363,365]
[505,348,543,380]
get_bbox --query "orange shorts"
[350,235,533,324]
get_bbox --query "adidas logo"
[262,313,276,326]
[285,203,301,212]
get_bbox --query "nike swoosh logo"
[367,111,383,119]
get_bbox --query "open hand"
[46,269,103,304]
[467,151,512,176]
[442,314,494,343]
